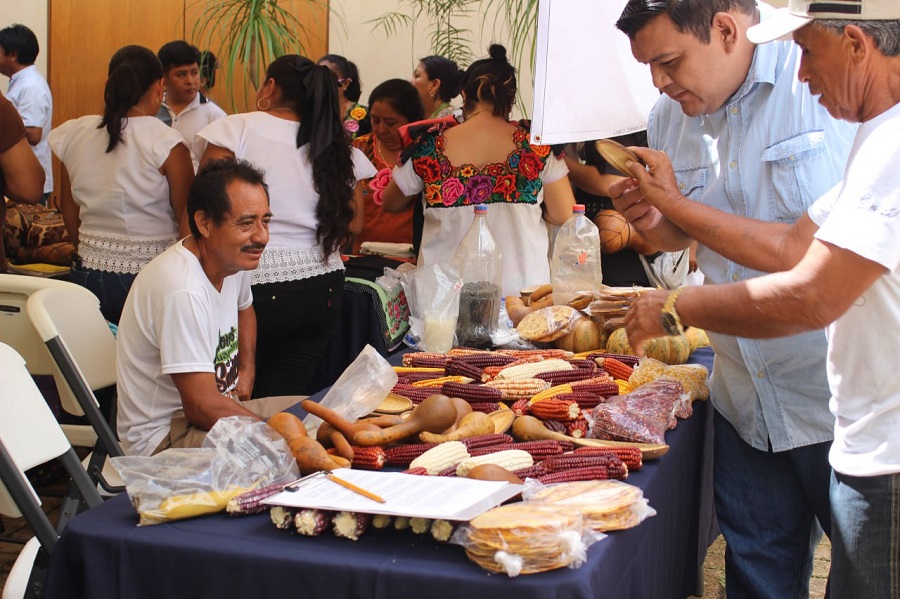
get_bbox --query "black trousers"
[250,270,344,398]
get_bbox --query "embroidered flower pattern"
[343,103,368,138]
[350,106,367,121]
[409,126,551,209]
[368,168,393,206]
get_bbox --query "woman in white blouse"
[196,54,375,397]
[50,45,193,323]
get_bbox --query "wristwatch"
[660,288,685,336]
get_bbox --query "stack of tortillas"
[516,305,581,343]
[527,480,654,532]
[462,502,586,575]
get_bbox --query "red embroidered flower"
[484,163,507,177]
[493,174,517,201]
[416,156,442,184]
[531,144,551,158]
[518,152,543,180]
[424,184,442,206]
[513,129,528,143]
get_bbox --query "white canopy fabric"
[530,0,660,145]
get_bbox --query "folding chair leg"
[0,440,58,552]
[23,544,50,599]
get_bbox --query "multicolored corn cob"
[402,352,449,368]
[295,508,333,536]
[385,442,439,466]
[484,377,551,401]
[226,483,284,515]
[332,511,370,540]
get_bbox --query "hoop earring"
[257,97,271,111]
[429,90,435,98]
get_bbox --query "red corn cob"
[385,442,439,466]
[444,358,485,380]
[436,465,458,476]
[403,467,429,475]
[402,352,450,368]
[227,483,285,515]
[499,349,574,360]
[332,511,370,540]
[441,381,502,403]
[512,463,548,479]
[509,439,569,460]
[455,353,517,368]
[570,379,620,398]
[395,376,411,385]
[541,419,568,435]
[467,444,522,457]
[294,508,333,536]
[460,434,514,449]
[593,352,640,367]
[542,453,621,473]
[270,505,296,529]
[510,398,531,416]
[567,359,597,370]
[596,357,636,380]
[390,385,437,404]
[448,348,494,357]
[566,419,589,438]
[556,391,604,409]
[537,466,612,484]
[573,446,643,471]
[350,446,386,470]
[467,401,501,413]
[530,398,581,421]
[535,368,597,385]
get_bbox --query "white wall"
[1,1,49,92]
[328,0,535,118]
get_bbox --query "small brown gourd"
[419,411,496,443]
[267,412,346,474]
[351,394,459,447]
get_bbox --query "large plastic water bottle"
[551,204,603,305]
[453,204,503,348]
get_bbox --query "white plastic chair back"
[0,343,70,519]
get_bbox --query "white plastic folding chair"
[25,286,124,494]
[0,343,103,599]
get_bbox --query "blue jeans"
[830,470,900,599]
[66,265,136,325]
[714,410,833,599]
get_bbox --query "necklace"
[464,109,492,121]
[374,137,399,167]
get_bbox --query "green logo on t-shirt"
[214,326,239,393]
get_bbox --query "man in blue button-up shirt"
[614,2,856,597]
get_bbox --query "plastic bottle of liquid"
[551,204,603,306]
[453,204,503,349]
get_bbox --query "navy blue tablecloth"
[43,349,717,599]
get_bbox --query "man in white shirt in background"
[156,41,226,170]
[0,24,53,204]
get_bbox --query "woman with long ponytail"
[49,45,193,323]
[196,54,375,397]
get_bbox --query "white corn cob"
[372,514,393,529]
[394,516,412,530]
[409,441,470,475]
[455,449,534,477]
[410,517,433,534]
[495,358,573,381]
[484,377,552,400]
[431,519,458,543]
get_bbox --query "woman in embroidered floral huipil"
[382,44,575,296]
[318,54,371,139]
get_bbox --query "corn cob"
[332,511,370,541]
[467,444,519,458]
[556,391,604,409]
[529,383,574,404]
[226,483,284,515]
[410,517,433,534]
[616,380,633,394]
[460,433,514,449]
[385,442,439,466]
[441,381,502,402]
[590,352,640,367]
[535,368,597,385]
[394,516,412,530]
[573,446,643,471]
[570,374,614,386]
[295,508,333,536]
[390,385,436,403]
[499,349,575,360]
[402,352,449,368]
[496,358,573,381]
[573,350,600,359]
[393,366,445,375]
[403,371,459,384]
[529,398,581,421]
[488,355,544,380]
[350,446,386,470]
[455,449,534,477]
[508,439,569,460]
[431,519,458,542]
[537,466,611,484]
[541,419,568,435]
[436,464,459,476]
[411,375,473,388]
[543,454,629,479]
[468,401,501,413]
[409,441,470,475]
[567,359,597,370]
[444,359,485,380]
[565,419,589,438]
[570,378,619,398]
[512,463,548,479]
[510,398,531,416]
[372,514,394,529]
[455,352,517,368]
[270,506,297,530]
[447,348,493,357]
[402,467,428,475]
[596,357,635,380]
[484,377,551,400]
[395,376,412,386]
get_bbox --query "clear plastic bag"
[607,378,686,429]
[551,205,603,306]
[450,502,603,576]
[400,263,463,353]
[522,479,656,532]
[111,417,299,526]
[629,356,710,402]
[587,402,667,445]
[302,344,398,437]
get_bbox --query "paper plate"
[489,403,515,434]
[372,393,413,415]
[594,139,641,176]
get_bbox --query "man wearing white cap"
[617,1,900,596]
[614,2,855,596]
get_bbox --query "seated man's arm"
[171,372,261,430]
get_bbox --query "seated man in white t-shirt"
[116,158,299,456]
